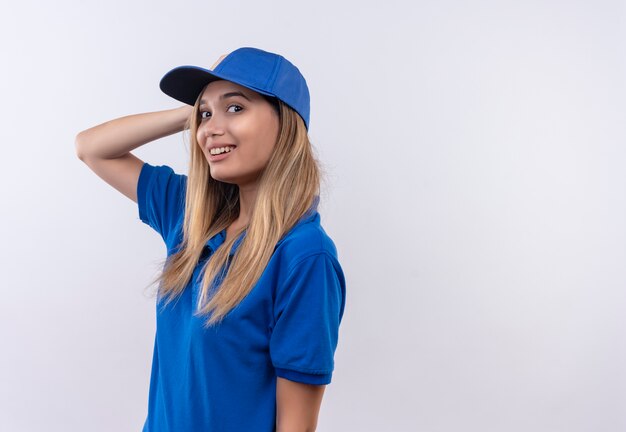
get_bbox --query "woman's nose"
[200,114,225,139]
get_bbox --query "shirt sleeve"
[270,252,346,385]
[137,162,187,245]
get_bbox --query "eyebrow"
[199,91,251,106]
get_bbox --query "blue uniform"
[136,162,346,432]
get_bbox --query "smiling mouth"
[209,145,236,155]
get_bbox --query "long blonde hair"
[147,87,321,328]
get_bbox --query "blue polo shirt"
[136,162,346,432]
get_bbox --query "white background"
[1,0,625,431]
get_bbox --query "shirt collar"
[204,195,320,256]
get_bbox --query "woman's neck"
[233,182,258,228]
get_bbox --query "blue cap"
[160,47,311,130]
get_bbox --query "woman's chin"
[208,165,263,187]
[210,174,235,184]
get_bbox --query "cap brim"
[159,66,223,105]
[159,65,277,106]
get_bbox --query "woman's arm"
[75,105,192,160]
[276,377,326,432]
[75,105,192,203]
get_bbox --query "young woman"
[75,47,346,432]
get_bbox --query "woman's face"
[196,79,280,187]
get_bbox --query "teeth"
[210,146,234,155]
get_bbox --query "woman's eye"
[199,105,242,120]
